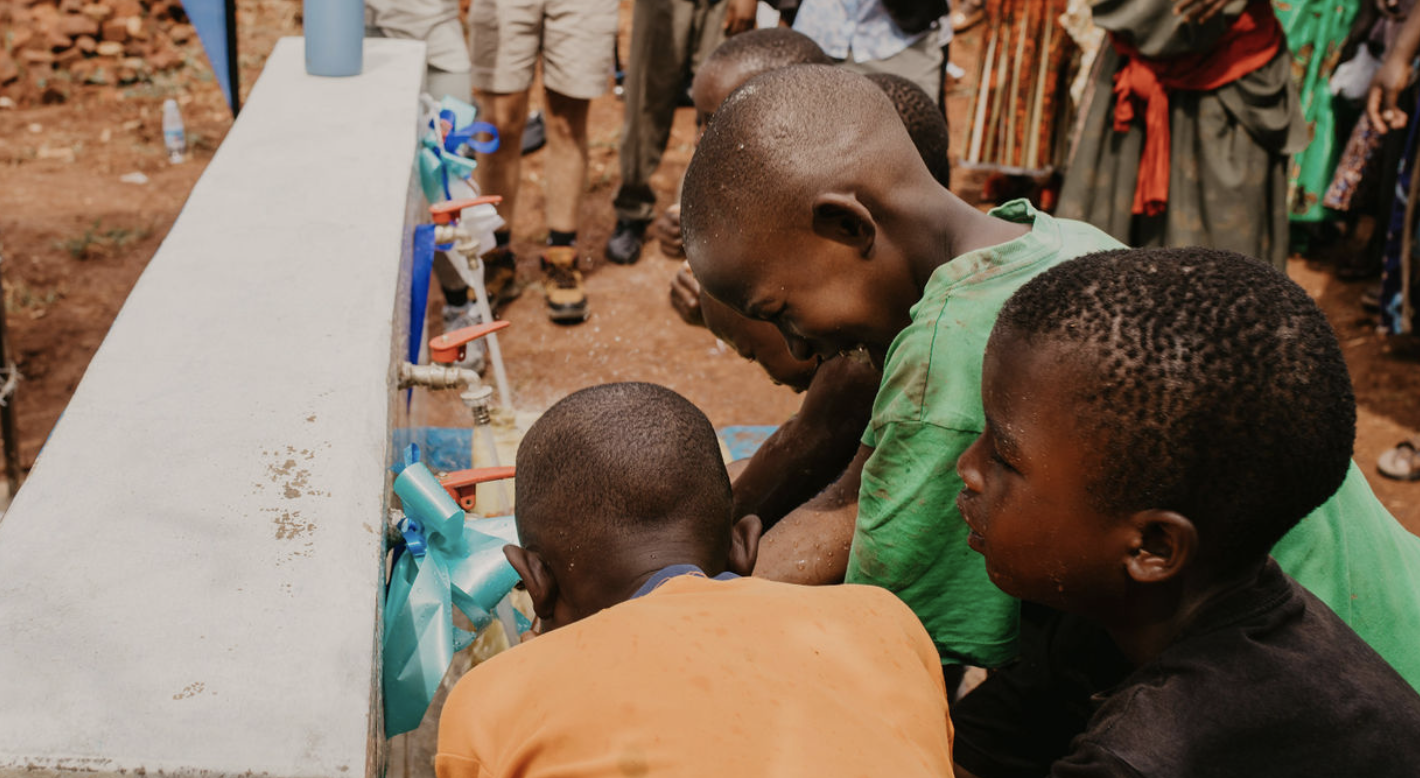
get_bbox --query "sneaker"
[482,246,522,314]
[605,218,648,265]
[440,301,487,371]
[540,246,588,324]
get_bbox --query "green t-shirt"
[1271,462,1420,690]
[850,200,1125,668]
[849,199,1420,690]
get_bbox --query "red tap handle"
[430,320,511,364]
[439,466,516,512]
[430,195,503,225]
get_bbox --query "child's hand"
[1369,56,1414,133]
[670,262,706,327]
[652,204,685,259]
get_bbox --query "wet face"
[955,330,1134,614]
[689,220,915,370]
[701,292,818,391]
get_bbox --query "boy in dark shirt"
[953,247,1420,777]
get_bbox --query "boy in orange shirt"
[435,382,955,778]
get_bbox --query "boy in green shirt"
[680,64,1420,686]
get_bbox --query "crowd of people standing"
[364,0,1420,474]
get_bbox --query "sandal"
[1378,438,1420,481]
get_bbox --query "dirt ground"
[2,0,1419,532]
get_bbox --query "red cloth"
[1110,0,1285,216]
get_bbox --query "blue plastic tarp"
[179,0,239,114]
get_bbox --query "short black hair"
[995,247,1355,573]
[514,382,733,558]
[702,27,833,80]
[865,72,951,186]
[683,65,923,253]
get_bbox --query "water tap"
[438,465,516,512]
[400,321,511,390]
[431,195,503,254]
[430,320,510,366]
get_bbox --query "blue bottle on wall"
[304,0,364,77]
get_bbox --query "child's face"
[955,330,1132,614]
[701,291,818,391]
[691,223,916,370]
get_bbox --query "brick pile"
[0,0,199,103]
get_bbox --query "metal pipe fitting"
[398,362,482,390]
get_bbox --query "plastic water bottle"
[303,0,364,77]
[162,98,186,164]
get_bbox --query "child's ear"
[504,545,559,621]
[1123,510,1197,584]
[810,193,877,257]
[727,513,763,576]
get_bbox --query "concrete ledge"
[0,37,426,778]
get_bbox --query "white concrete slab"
[0,37,426,778]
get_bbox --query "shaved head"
[684,66,924,258]
[680,64,945,363]
[692,29,832,128]
[704,27,832,82]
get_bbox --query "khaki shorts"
[468,0,619,100]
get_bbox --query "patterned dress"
[1057,0,1308,271]
[1272,0,1360,222]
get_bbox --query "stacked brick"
[0,0,198,103]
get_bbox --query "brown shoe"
[540,246,588,324]
[481,246,523,314]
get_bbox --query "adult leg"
[542,89,589,235]
[468,0,541,226]
[534,0,616,322]
[539,0,618,235]
[687,0,730,75]
[613,0,681,227]
[533,89,590,323]
[608,0,724,264]
[473,91,532,227]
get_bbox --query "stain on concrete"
[172,682,206,700]
[272,510,315,540]
[258,446,329,500]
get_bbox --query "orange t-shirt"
[436,573,955,778]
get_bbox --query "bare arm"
[1369,10,1420,133]
[731,355,879,528]
[751,443,871,585]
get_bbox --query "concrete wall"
[0,37,426,778]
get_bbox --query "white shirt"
[792,0,934,63]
